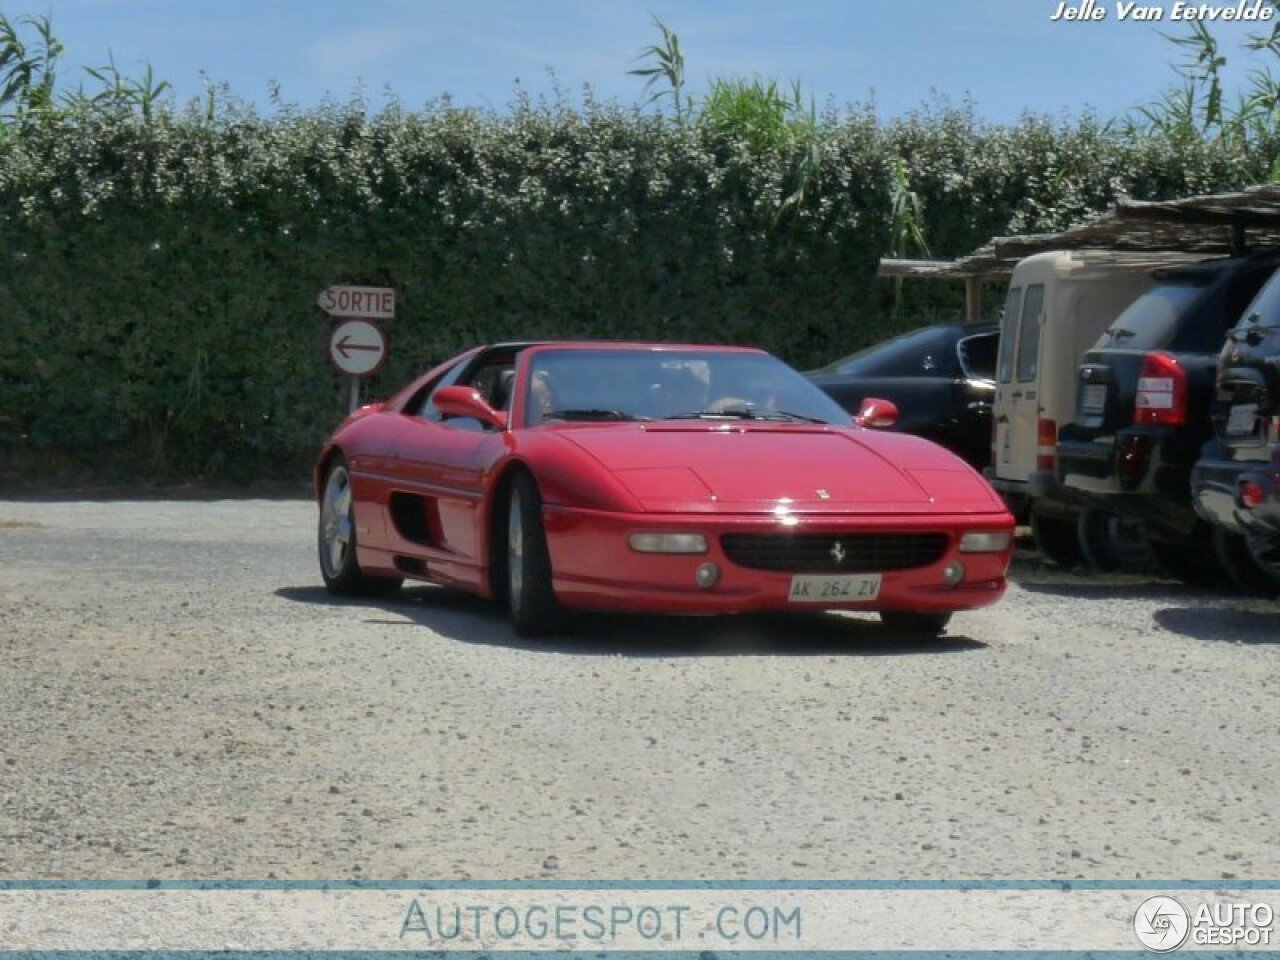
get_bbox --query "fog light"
[959,530,1013,553]
[1241,481,1266,509]
[695,562,720,589]
[628,532,708,554]
[941,561,966,586]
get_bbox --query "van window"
[997,287,1022,384]
[1015,284,1045,382]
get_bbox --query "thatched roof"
[880,183,1280,281]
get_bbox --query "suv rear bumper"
[1057,426,1200,537]
[1191,454,1280,536]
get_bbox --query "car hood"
[556,423,1004,514]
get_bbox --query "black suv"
[1055,252,1280,584]
[807,321,999,470]
[1191,269,1280,592]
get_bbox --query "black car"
[1055,251,1280,585]
[807,321,1000,470]
[1191,269,1280,592]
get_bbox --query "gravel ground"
[0,497,1277,880]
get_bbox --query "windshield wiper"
[542,409,649,422]
[665,406,827,424]
[1105,327,1136,341]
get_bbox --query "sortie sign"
[317,285,396,319]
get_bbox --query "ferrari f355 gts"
[316,341,1014,637]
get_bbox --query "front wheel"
[506,472,560,637]
[879,611,952,637]
[318,457,402,596]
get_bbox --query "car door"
[383,361,510,567]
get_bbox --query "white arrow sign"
[317,285,395,319]
[328,318,388,378]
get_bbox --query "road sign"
[328,319,388,378]
[317,285,395,319]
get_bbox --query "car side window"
[958,331,999,382]
[400,363,462,419]
[414,362,471,420]
[1015,284,1045,383]
[996,287,1022,384]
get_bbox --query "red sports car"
[316,341,1014,636]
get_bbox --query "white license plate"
[788,574,882,603]
[1227,403,1258,436]
[1081,383,1107,413]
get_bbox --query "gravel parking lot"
[1,497,1277,880]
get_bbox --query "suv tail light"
[1134,352,1188,427]
[1241,481,1266,509]
[1036,418,1057,472]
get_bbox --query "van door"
[1006,284,1047,481]
[996,285,1048,482]
[993,286,1022,480]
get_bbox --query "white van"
[985,250,1201,568]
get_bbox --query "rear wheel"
[879,611,952,637]
[1031,509,1083,569]
[1077,509,1151,572]
[506,472,560,637]
[1216,528,1280,596]
[318,457,402,596]
[1146,522,1227,587]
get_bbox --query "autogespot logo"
[1134,896,1191,952]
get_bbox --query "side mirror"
[854,397,899,429]
[432,385,506,429]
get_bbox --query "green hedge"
[0,98,1270,482]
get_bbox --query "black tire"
[1146,522,1227,587]
[1077,509,1152,573]
[505,471,560,637]
[1215,528,1280,596]
[879,611,952,637]
[1030,509,1083,569]
[1245,532,1280,588]
[318,457,403,596]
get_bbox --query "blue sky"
[3,0,1276,122]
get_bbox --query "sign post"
[318,286,395,412]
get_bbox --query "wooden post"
[965,277,981,324]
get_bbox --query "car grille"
[720,532,950,573]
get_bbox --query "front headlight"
[628,532,708,554]
[959,530,1013,553]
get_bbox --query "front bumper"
[1191,454,1280,536]
[543,506,1013,615]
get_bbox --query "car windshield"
[814,325,956,377]
[522,348,853,426]
[1235,268,1280,331]
[1093,280,1206,350]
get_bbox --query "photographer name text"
[1052,0,1274,21]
